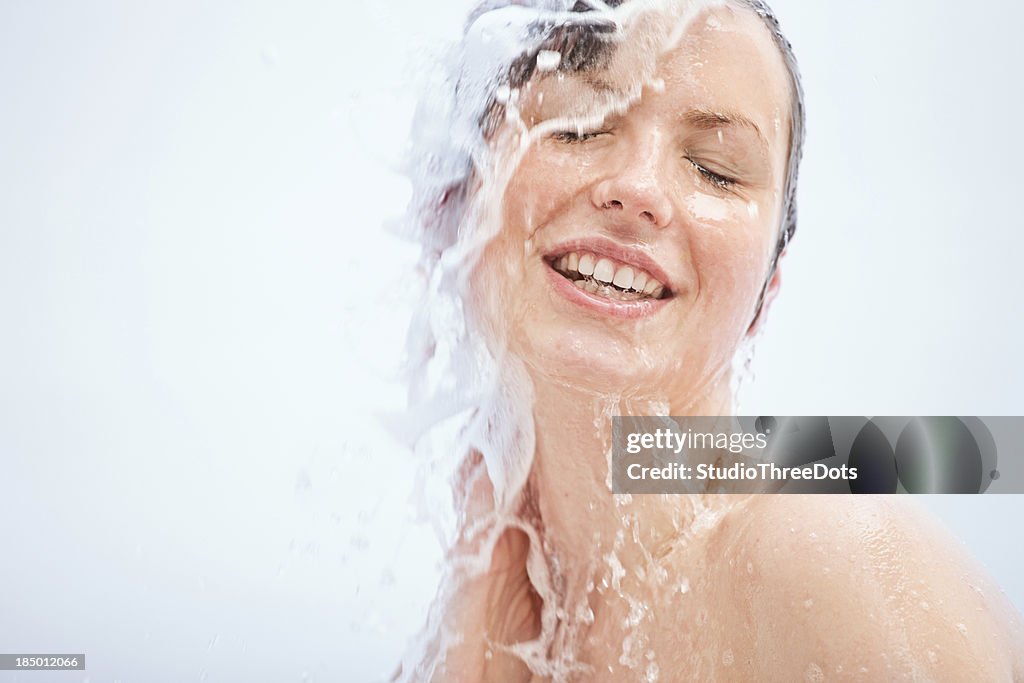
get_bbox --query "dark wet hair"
[734,0,804,317]
[467,0,805,318]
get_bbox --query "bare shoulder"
[709,495,1024,681]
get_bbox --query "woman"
[397,0,1024,680]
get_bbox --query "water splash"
[391,0,802,680]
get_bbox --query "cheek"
[502,145,593,240]
[471,153,578,344]
[686,196,776,322]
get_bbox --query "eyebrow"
[581,73,616,92]
[682,109,767,145]
[556,76,771,145]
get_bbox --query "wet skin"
[444,487,1024,682]
[429,4,1024,682]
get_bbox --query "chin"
[514,323,678,400]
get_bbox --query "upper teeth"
[552,251,666,298]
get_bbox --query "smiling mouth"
[547,251,670,301]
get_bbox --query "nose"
[589,133,674,228]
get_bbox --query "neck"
[523,372,735,597]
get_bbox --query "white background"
[1,1,1022,681]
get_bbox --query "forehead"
[523,5,793,152]
[601,5,792,139]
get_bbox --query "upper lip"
[543,237,676,295]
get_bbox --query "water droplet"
[803,598,814,609]
[604,551,626,591]
[804,662,823,682]
[746,561,754,575]
[722,649,735,666]
[581,605,595,623]
[955,622,968,635]
[808,531,818,540]
[679,577,690,594]
[920,600,930,611]
[535,50,561,72]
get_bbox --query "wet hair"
[734,0,804,317]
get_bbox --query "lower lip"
[544,263,670,319]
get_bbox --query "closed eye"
[551,129,606,143]
[686,157,737,190]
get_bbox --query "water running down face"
[472,3,795,409]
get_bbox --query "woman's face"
[474,5,793,408]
